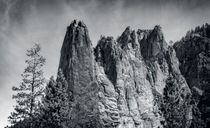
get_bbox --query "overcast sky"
[0,0,210,127]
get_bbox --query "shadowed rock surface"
[58,20,193,128]
[59,20,99,128]
[174,23,210,128]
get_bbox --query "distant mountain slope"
[174,23,210,128]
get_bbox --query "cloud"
[0,0,210,127]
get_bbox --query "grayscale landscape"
[0,0,210,128]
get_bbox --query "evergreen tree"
[39,69,69,128]
[9,44,46,128]
[161,74,191,128]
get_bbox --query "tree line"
[6,44,70,128]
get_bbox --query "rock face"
[58,20,192,128]
[59,20,99,127]
[174,23,210,128]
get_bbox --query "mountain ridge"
[174,23,210,128]
[58,20,198,128]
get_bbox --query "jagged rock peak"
[59,20,97,128]
[137,29,152,40]
[69,19,87,28]
[117,26,137,48]
[59,19,93,79]
[94,35,120,69]
[95,36,116,51]
[139,25,167,60]
[153,25,162,32]
[137,25,163,41]
[63,19,91,48]
[123,26,132,33]
[152,25,164,40]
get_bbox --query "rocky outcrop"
[138,26,192,128]
[58,20,193,128]
[174,23,210,128]
[58,20,100,128]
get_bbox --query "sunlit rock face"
[58,20,192,128]
[174,23,210,128]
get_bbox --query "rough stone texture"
[137,26,192,128]
[174,23,210,128]
[59,20,193,128]
[59,20,100,128]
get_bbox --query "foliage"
[38,69,69,128]
[161,74,191,128]
[8,44,46,128]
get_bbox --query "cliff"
[58,20,193,128]
[174,23,210,128]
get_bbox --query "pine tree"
[9,44,46,128]
[39,69,69,128]
[161,74,191,128]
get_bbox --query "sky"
[0,0,210,127]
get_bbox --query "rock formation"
[58,20,193,128]
[174,23,210,128]
[58,20,99,127]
